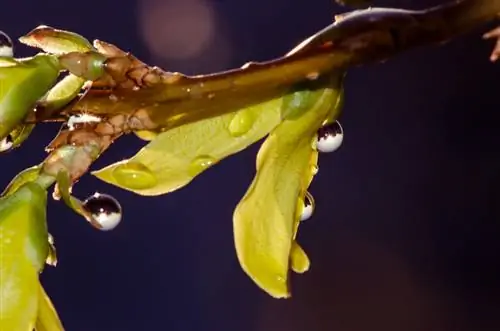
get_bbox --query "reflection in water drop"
[227,111,255,137]
[300,191,315,221]
[83,193,122,231]
[316,120,343,153]
[112,161,158,190]
[311,164,319,176]
[188,155,216,176]
[0,134,13,152]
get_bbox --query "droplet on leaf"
[188,155,216,177]
[227,111,255,137]
[311,164,319,176]
[0,30,13,57]
[112,161,158,190]
[134,130,158,141]
[316,121,343,153]
[0,134,13,152]
[300,191,315,221]
[83,193,122,231]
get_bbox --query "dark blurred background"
[2,0,500,330]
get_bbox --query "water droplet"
[300,191,315,221]
[311,164,319,176]
[0,31,13,57]
[316,121,343,153]
[134,130,158,141]
[83,192,122,231]
[0,134,13,152]
[112,161,158,190]
[188,155,216,176]
[227,111,254,137]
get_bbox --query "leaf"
[19,25,93,55]
[35,283,65,331]
[0,182,49,330]
[233,75,343,298]
[7,122,36,150]
[1,164,42,197]
[0,54,60,140]
[40,73,85,113]
[18,26,93,116]
[92,97,283,196]
[56,170,104,230]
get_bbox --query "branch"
[61,0,500,129]
[22,0,500,186]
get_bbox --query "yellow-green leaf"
[0,182,49,330]
[0,54,60,140]
[92,97,283,196]
[233,76,343,298]
[40,73,85,113]
[19,25,93,55]
[35,283,64,331]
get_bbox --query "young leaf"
[1,165,42,197]
[19,25,93,55]
[39,73,86,113]
[92,97,283,196]
[35,283,65,331]
[233,75,343,298]
[0,182,50,330]
[0,54,60,140]
[56,170,104,230]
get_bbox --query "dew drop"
[299,191,315,221]
[83,193,122,231]
[188,155,216,176]
[0,134,13,152]
[112,161,158,190]
[227,111,255,137]
[0,30,13,57]
[311,164,319,176]
[316,120,343,153]
[134,130,158,141]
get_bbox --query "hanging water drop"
[112,161,158,190]
[188,155,216,176]
[316,121,343,153]
[0,134,13,152]
[83,193,122,231]
[0,31,13,57]
[300,191,315,221]
[227,111,255,137]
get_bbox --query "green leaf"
[19,25,93,55]
[34,283,64,331]
[92,97,283,196]
[6,122,36,150]
[1,165,42,197]
[39,73,85,113]
[0,54,60,140]
[233,75,343,298]
[0,182,49,330]
[56,170,104,230]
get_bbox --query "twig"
[31,0,500,186]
